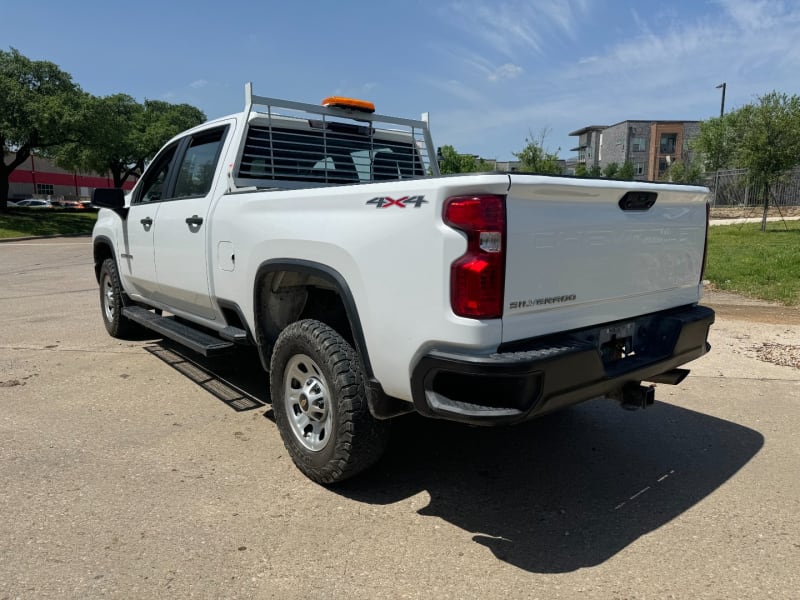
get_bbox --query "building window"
[36,183,54,196]
[659,134,677,154]
[658,157,670,176]
[631,137,646,152]
[634,162,644,176]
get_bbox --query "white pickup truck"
[92,84,714,484]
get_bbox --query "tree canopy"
[437,145,493,174]
[0,48,83,209]
[513,129,562,175]
[55,95,206,187]
[693,90,800,228]
[663,160,704,185]
[602,162,619,178]
[0,47,206,210]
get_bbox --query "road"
[1,238,798,599]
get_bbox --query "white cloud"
[332,81,379,98]
[445,0,592,59]
[425,77,489,106]
[488,63,523,82]
[428,0,800,159]
[716,0,782,31]
[189,79,209,89]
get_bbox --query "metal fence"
[707,167,800,207]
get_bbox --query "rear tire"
[99,258,137,338]
[270,319,389,484]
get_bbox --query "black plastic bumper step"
[123,306,234,357]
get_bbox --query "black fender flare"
[253,259,374,378]
[92,235,116,282]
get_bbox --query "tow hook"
[617,382,656,410]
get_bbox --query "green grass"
[706,220,800,305]
[0,209,97,239]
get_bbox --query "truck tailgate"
[502,176,709,344]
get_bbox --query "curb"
[0,233,92,243]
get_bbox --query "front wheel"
[99,258,137,338]
[270,319,390,484]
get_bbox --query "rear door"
[502,176,709,343]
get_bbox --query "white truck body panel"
[92,86,713,422]
[502,176,708,343]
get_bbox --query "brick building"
[5,152,136,201]
[569,120,700,181]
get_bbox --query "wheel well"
[93,239,115,283]
[254,266,369,375]
[256,270,354,346]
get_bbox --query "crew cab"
[92,84,714,483]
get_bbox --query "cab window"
[136,145,177,204]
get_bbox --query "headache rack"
[228,83,439,192]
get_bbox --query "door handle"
[140,217,153,226]
[185,215,204,226]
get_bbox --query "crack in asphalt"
[0,288,97,300]
[0,346,145,354]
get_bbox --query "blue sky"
[2,0,800,160]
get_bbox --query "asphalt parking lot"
[1,238,798,599]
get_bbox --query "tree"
[693,91,800,230]
[56,95,206,187]
[602,162,619,178]
[692,112,739,173]
[0,48,83,210]
[617,160,635,180]
[734,92,800,230]
[664,160,704,185]
[513,129,562,175]
[587,164,602,177]
[574,163,588,177]
[55,94,142,188]
[437,144,493,174]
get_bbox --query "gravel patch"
[750,342,800,369]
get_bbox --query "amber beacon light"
[321,96,376,113]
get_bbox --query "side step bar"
[123,306,235,357]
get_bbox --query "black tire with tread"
[270,319,390,484]
[99,258,138,338]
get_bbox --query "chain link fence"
[707,167,800,207]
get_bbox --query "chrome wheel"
[101,272,116,323]
[270,320,390,483]
[283,353,332,452]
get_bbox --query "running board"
[123,306,234,356]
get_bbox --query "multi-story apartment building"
[568,125,605,169]
[569,121,700,181]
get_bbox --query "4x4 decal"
[366,195,428,208]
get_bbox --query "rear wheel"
[270,319,389,484]
[99,258,137,338]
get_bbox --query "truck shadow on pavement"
[336,401,764,574]
[144,342,269,413]
[144,340,763,574]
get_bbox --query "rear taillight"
[444,194,506,318]
[700,200,710,283]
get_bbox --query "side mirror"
[92,188,127,216]
[92,188,126,209]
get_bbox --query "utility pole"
[713,83,727,208]
[716,82,726,118]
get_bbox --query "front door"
[152,127,228,320]
[118,144,178,299]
